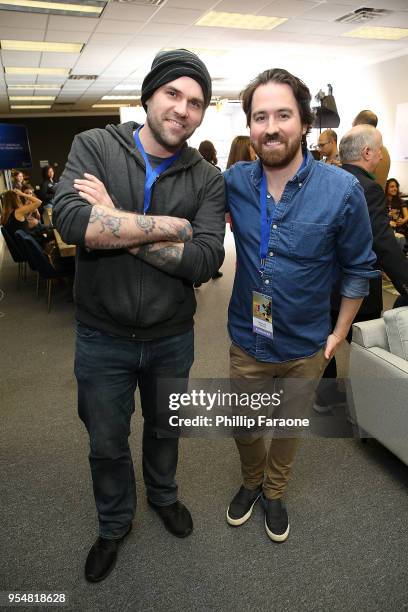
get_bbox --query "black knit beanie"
[141,48,212,110]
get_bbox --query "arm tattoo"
[136,215,156,234]
[135,242,184,274]
[89,207,121,237]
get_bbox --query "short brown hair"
[353,110,378,127]
[240,68,314,133]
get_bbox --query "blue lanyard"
[259,170,273,272]
[134,126,181,214]
[259,154,307,272]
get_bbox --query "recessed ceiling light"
[7,83,62,89]
[9,95,56,100]
[1,40,83,53]
[342,26,408,40]
[195,11,287,30]
[102,95,139,100]
[10,104,52,109]
[5,67,70,75]
[0,0,105,17]
[92,103,131,108]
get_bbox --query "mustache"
[261,132,287,144]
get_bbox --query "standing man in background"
[53,49,225,583]
[224,68,378,543]
[315,124,408,411]
[318,129,340,166]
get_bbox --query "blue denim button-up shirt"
[224,151,378,363]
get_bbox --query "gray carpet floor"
[1,228,407,612]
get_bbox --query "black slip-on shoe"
[85,524,132,583]
[148,500,193,538]
[262,496,290,542]
[226,485,262,526]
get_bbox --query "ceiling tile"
[40,53,80,68]
[215,0,279,12]
[35,75,67,83]
[45,31,91,44]
[47,15,99,32]
[138,22,188,36]
[151,7,206,25]
[257,0,321,18]
[101,4,159,21]
[120,35,174,50]
[301,3,360,22]
[1,50,41,66]
[88,32,135,46]
[0,9,47,28]
[334,0,408,7]
[376,12,408,28]
[95,19,145,34]
[165,0,215,7]
[275,18,353,36]
[0,28,44,41]
[5,75,39,83]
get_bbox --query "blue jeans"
[74,324,194,539]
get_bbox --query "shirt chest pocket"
[288,222,329,259]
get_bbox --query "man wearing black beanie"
[53,49,225,582]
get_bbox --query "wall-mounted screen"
[0,123,32,170]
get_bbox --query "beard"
[251,131,303,169]
[146,110,196,153]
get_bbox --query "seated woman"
[386,178,408,253]
[1,189,53,246]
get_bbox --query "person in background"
[39,165,57,208]
[226,135,256,168]
[0,189,52,246]
[352,110,390,190]
[386,178,408,243]
[198,140,221,171]
[12,171,25,191]
[196,139,223,284]
[315,126,408,412]
[317,129,340,166]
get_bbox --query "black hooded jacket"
[53,121,225,338]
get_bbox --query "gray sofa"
[348,307,408,465]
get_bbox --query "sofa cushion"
[352,318,389,350]
[383,307,408,361]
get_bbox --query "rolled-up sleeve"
[336,177,380,298]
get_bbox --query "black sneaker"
[85,524,132,583]
[262,496,290,542]
[226,485,262,526]
[148,500,193,538]
[314,388,347,413]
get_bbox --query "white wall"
[189,104,248,170]
[328,54,408,192]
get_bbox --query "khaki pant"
[230,343,328,500]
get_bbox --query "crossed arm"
[75,173,190,274]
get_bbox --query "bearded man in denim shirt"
[224,68,378,543]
